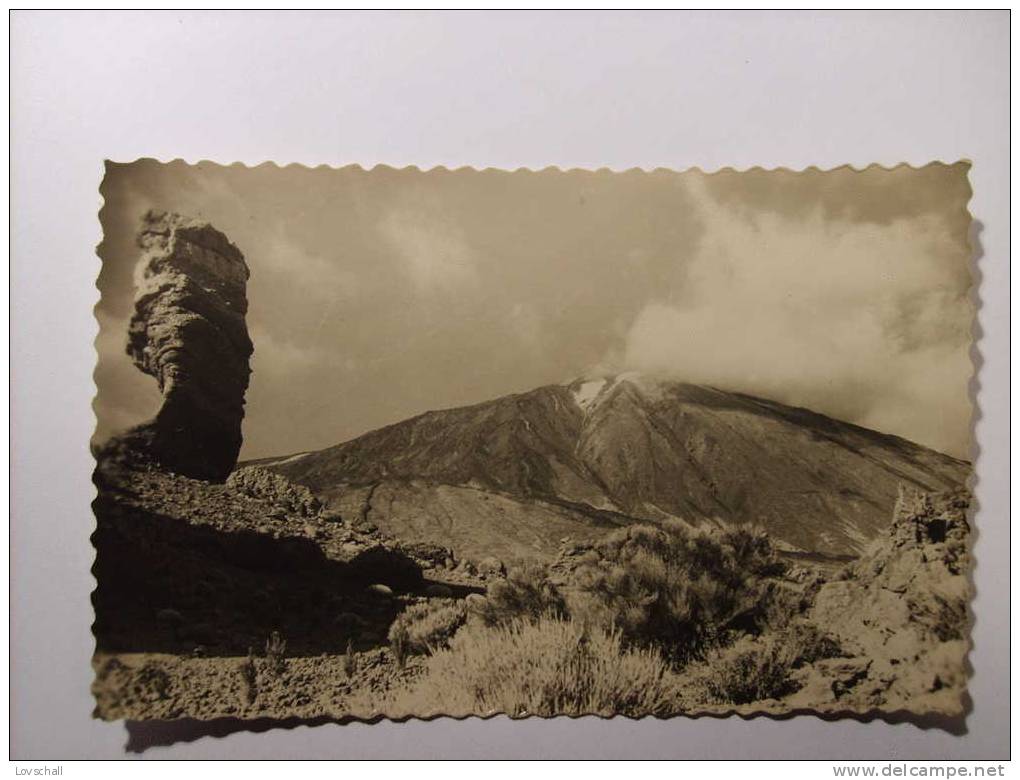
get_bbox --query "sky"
[95,161,975,460]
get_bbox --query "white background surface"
[10,10,1010,759]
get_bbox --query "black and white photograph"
[91,161,976,722]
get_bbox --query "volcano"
[255,374,969,562]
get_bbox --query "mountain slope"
[260,374,969,558]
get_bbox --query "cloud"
[248,324,325,376]
[379,208,479,293]
[620,176,973,457]
[96,162,973,460]
[255,225,364,302]
[508,302,543,348]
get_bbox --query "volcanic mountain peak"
[566,371,664,409]
[260,377,970,560]
[570,377,607,413]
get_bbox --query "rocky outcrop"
[226,466,322,518]
[792,488,972,714]
[110,211,253,482]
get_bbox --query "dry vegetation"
[93,483,970,720]
[383,617,687,718]
[369,520,844,717]
[387,600,467,667]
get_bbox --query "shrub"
[687,635,797,705]
[684,619,841,706]
[384,616,685,718]
[388,600,467,667]
[783,619,843,667]
[474,563,567,626]
[342,638,357,678]
[569,522,787,661]
[239,648,258,704]
[264,630,287,676]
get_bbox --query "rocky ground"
[93,448,972,721]
[91,457,495,719]
[798,489,972,715]
[94,642,423,721]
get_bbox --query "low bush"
[264,630,287,676]
[569,521,787,661]
[342,638,357,678]
[384,616,685,718]
[686,635,797,705]
[239,649,258,704]
[474,563,567,626]
[388,600,467,667]
[783,619,843,667]
[684,619,841,706]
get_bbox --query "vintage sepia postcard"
[91,161,975,722]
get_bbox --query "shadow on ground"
[93,491,480,657]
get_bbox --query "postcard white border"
[10,9,1010,759]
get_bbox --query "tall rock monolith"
[112,210,253,482]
